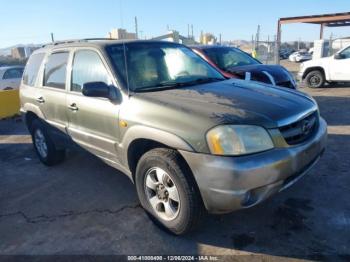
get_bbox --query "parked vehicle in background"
[191,45,297,89]
[20,39,327,235]
[280,49,295,60]
[299,45,350,88]
[289,51,312,62]
[0,66,24,90]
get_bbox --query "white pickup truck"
[298,45,350,88]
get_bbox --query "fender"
[21,102,45,120]
[118,125,195,167]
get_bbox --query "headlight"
[206,125,274,156]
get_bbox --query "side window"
[340,47,350,59]
[3,68,24,79]
[44,52,69,89]
[23,53,45,86]
[71,50,110,92]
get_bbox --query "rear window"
[3,68,23,79]
[23,53,45,86]
[44,52,69,89]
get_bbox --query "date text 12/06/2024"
[127,255,219,261]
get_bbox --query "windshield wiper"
[134,77,225,92]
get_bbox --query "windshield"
[203,47,260,71]
[106,42,225,92]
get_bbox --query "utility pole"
[219,34,222,45]
[256,25,260,49]
[135,16,138,39]
[191,24,194,39]
[297,37,300,50]
[187,24,190,38]
[50,33,54,43]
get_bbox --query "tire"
[305,70,325,88]
[30,119,65,166]
[135,148,202,235]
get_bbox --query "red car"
[191,45,297,89]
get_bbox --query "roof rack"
[41,38,116,47]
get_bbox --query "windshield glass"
[203,47,260,71]
[106,42,224,92]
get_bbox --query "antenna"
[51,33,55,43]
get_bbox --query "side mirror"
[82,82,111,99]
[334,53,344,60]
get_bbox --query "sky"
[0,0,349,48]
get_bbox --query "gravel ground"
[0,68,349,260]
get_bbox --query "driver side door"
[329,46,350,81]
[66,48,121,162]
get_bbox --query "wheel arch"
[121,125,195,180]
[24,111,40,131]
[302,66,326,80]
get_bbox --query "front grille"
[279,111,319,145]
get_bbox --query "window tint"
[203,47,259,71]
[71,50,110,92]
[44,52,69,89]
[3,68,24,79]
[23,53,45,86]
[340,46,350,59]
[107,43,223,91]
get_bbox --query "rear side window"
[71,50,110,92]
[23,53,45,86]
[3,68,24,79]
[44,52,69,89]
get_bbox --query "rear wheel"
[305,70,325,88]
[30,119,65,166]
[135,148,202,235]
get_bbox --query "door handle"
[36,97,45,104]
[68,103,79,111]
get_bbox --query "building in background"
[151,30,197,45]
[108,28,137,40]
[11,46,38,59]
[199,33,217,45]
[11,47,26,59]
[332,37,350,51]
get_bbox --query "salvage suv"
[20,39,327,235]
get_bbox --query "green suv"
[20,39,327,235]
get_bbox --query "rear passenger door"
[66,49,120,161]
[38,51,70,133]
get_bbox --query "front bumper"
[179,118,327,214]
[297,71,304,82]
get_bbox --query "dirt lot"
[1,66,350,259]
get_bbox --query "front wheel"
[135,148,202,235]
[304,70,325,88]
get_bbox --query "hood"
[133,79,317,129]
[226,64,295,87]
[303,56,331,66]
